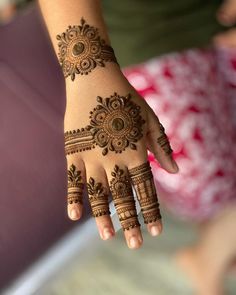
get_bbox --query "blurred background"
[0,1,236,294]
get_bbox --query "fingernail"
[150,225,160,237]
[129,236,140,249]
[70,208,78,219]
[102,228,114,240]
[171,158,179,172]
[138,236,143,244]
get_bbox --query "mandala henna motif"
[129,162,161,224]
[56,18,117,80]
[87,177,110,217]
[157,123,173,155]
[67,164,84,205]
[109,165,140,231]
[88,93,145,155]
[64,93,146,156]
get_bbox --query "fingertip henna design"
[109,165,140,231]
[67,164,84,205]
[157,123,173,155]
[129,162,161,224]
[57,18,117,80]
[87,177,110,217]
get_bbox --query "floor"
[36,212,236,295]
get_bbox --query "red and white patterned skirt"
[124,48,236,221]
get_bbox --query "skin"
[214,0,236,48]
[38,0,179,249]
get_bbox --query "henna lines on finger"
[109,165,140,231]
[57,18,117,80]
[157,123,173,155]
[67,164,84,205]
[87,177,110,217]
[129,162,161,224]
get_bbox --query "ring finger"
[128,161,163,237]
[107,164,143,250]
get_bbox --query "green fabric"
[102,0,224,67]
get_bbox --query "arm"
[38,0,179,249]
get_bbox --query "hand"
[214,0,236,48]
[64,65,179,250]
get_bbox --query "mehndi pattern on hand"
[129,162,161,224]
[64,93,146,156]
[67,164,84,205]
[109,165,140,231]
[157,123,173,155]
[87,177,110,217]
[57,18,117,80]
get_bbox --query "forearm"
[38,0,119,88]
[38,0,110,48]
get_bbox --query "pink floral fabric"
[124,48,236,221]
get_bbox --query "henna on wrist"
[87,177,110,217]
[67,164,84,205]
[64,93,145,156]
[109,165,140,231]
[157,123,173,155]
[56,18,117,80]
[129,162,161,224]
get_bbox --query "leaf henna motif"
[67,164,84,205]
[87,177,110,217]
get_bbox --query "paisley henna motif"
[109,165,140,231]
[87,177,110,217]
[67,164,84,205]
[129,162,161,224]
[56,18,117,80]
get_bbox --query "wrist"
[65,63,127,96]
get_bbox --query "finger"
[146,108,179,173]
[214,29,236,49]
[217,0,236,26]
[86,165,115,241]
[129,161,163,237]
[108,164,143,250]
[67,156,85,221]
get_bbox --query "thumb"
[146,108,179,174]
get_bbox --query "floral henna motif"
[129,162,161,224]
[109,165,140,231]
[56,18,117,80]
[88,93,145,155]
[64,93,146,156]
[87,177,110,217]
[67,164,84,205]
[157,123,173,155]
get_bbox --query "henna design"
[129,162,161,224]
[87,177,110,217]
[109,165,140,231]
[157,123,173,155]
[67,164,84,205]
[56,18,117,80]
[88,93,145,155]
[65,127,95,155]
[64,93,145,156]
